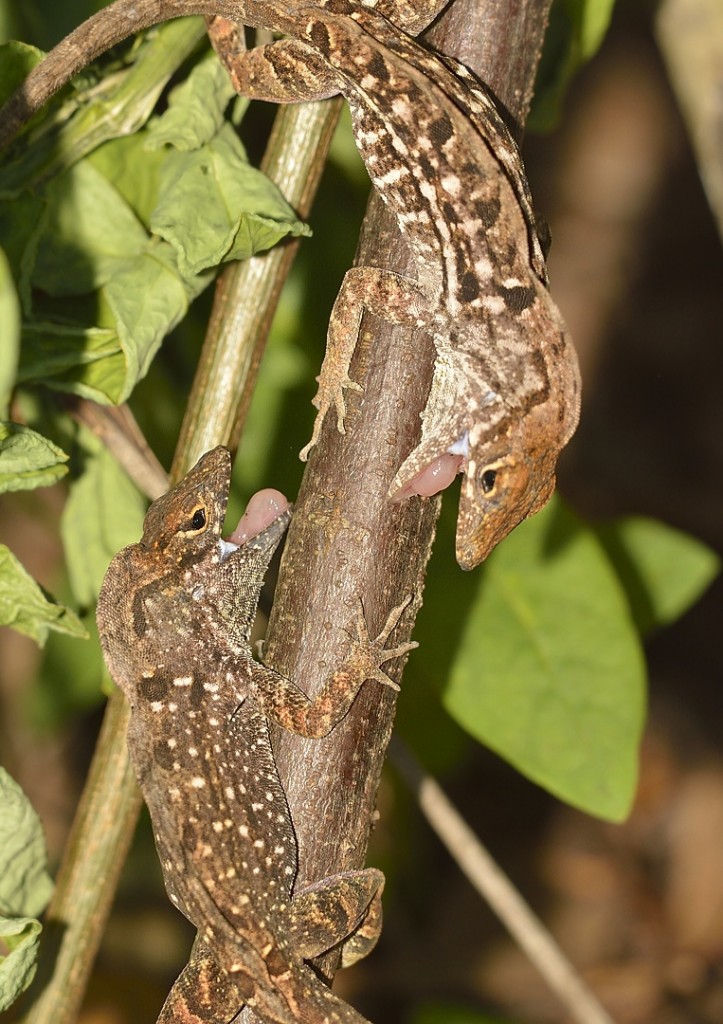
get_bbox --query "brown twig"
[63,400,168,499]
[391,739,616,1024]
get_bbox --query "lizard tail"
[290,971,375,1024]
[155,940,374,1024]
[0,0,303,148]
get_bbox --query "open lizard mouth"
[218,489,291,563]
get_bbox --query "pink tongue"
[228,489,290,545]
[393,453,464,500]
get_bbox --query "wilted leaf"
[145,47,237,151]
[0,768,53,917]
[0,423,68,492]
[102,240,209,401]
[0,545,87,645]
[18,322,123,403]
[151,123,310,277]
[32,161,147,296]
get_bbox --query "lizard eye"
[480,469,497,494]
[189,507,207,532]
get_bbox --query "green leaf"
[0,423,68,492]
[145,47,237,151]
[102,240,209,401]
[531,0,617,130]
[18,322,125,404]
[410,1003,515,1024]
[0,248,19,417]
[32,160,148,296]
[596,517,720,636]
[60,443,146,607]
[151,123,311,277]
[0,915,42,1012]
[0,22,206,198]
[0,767,52,1008]
[0,41,44,106]
[0,768,53,918]
[89,130,167,227]
[0,544,88,646]
[20,151,211,400]
[443,496,646,821]
[576,0,617,57]
[19,248,205,403]
[0,193,48,309]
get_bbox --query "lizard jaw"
[219,493,292,565]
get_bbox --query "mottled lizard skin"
[96,447,416,1023]
[0,0,581,568]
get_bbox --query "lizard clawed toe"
[299,375,365,461]
[349,595,417,692]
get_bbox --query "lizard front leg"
[250,595,417,738]
[299,267,430,460]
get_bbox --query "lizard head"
[139,448,289,566]
[139,446,291,631]
[97,448,290,689]
[123,447,288,646]
[390,292,581,569]
[139,446,233,563]
[454,393,574,570]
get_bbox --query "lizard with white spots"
[0,0,581,569]
[96,446,417,1023]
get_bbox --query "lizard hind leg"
[289,868,385,967]
[207,24,339,103]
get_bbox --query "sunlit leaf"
[32,161,147,296]
[0,545,87,645]
[0,248,19,417]
[0,915,42,1011]
[0,422,68,492]
[0,768,53,918]
[151,123,310,277]
[0,41,44,106]
[596,516,719,636]
[145,47,237,151]
[531,0,618,130]
[443,496,645,821]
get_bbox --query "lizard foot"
[349,595,418,691]
[299,372,364,462]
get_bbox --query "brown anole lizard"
[96,446,417,1023]
[0,1,581,569]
